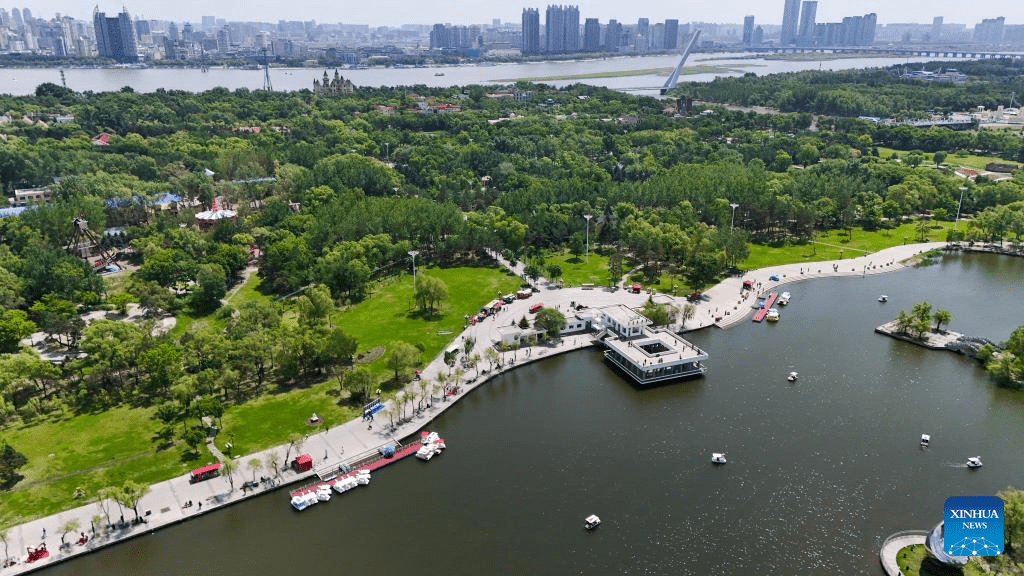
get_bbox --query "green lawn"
[168,270,272,339]
[218,380,357,457]
[740,222,954,271]
[334,266,521,377]
[877,147,1021,172]
[218,265,520,456]
[544,249,611,287]
[0,406,204,524]
[896,544,985,576]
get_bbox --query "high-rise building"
[0,8,8,27]
[583,18,600,52]
[545,5,579,54]
[201,15,216,31]
[605,18,621,51]
[861,13,877,45]
[167,21,179,42]
[664,19,679,49]
[931,16,943,42]
[636,17,649,51]
[522,8,540,54]
[753,25,764,46]
[974,17,1004,43]
[798,1,817,45]
[11,7,23,28]
[93,7,138,63]
[742,15,755,46]
[781,0,800,45]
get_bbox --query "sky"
[18,0,1024,28]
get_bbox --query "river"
[0,52,961,96]
[38,253,1024,575]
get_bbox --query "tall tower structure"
[798,1,817,45]
[564,5,579,52]
[930,17,943,42]
[742,16,755,46]
[545,5,565,53]
[93,6,139,63]
[583,18,600,52]
[664,19,679,49]
[605,19,621,51]
[780,0,800,45]
[11,7,23,28]
[861,13,877,45]
[522,8,540,54]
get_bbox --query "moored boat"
[765,308,780,322]
[778,292,791,305]
[290,492,318,511]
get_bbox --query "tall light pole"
[408,250,420,291]
[583,214,592,263]
[729,203,739,230]
[953,186,966,239]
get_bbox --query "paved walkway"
[1,241,946,573]
[879,531,929,576]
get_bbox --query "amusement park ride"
[66,217,118,271]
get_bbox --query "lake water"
[0,52,962,96]
[38,253,1024,575]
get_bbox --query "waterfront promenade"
[0,241,945,573]
[879,530,929,576]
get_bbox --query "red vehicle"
[686,292,702,302]
[529,303,544,313]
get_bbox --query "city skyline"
[11,0,1023,28]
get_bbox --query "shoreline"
[0,240,953,574]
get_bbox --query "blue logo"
[944,496,1004,556]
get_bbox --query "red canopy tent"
[189,463,221,483]
[630,283,642,293]
[292,454,313,472]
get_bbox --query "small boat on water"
[778,292,791,305]
[878,295,888,302]
[766,308,780,322]
[355,470,371,485]
[920,434,930,447]
[333,476,358,494]
[434,72,445,76]
[290,492,318,511]
[711,453,727,464]
[316,485,332,502]
[584,514,601,530]
[966,456,983,468]
[787,372,799,382]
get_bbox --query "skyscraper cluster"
[93,7,138,62]
[780,0,876,46]
[519,6,683,55]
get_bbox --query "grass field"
[218,265,521,455]
[0,406,202,524]
[896,544,985,576]
[544,249,611,287]
[740,222,954,271]
[334,266,521,376]
[168,270,272,338]
[877,147,1021,172]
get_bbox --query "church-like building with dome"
[313,70,355,96]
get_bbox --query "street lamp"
[408,250,420,290]
[729,203,739,230]
[583,214,592,263]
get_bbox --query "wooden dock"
[752,292,778,322]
